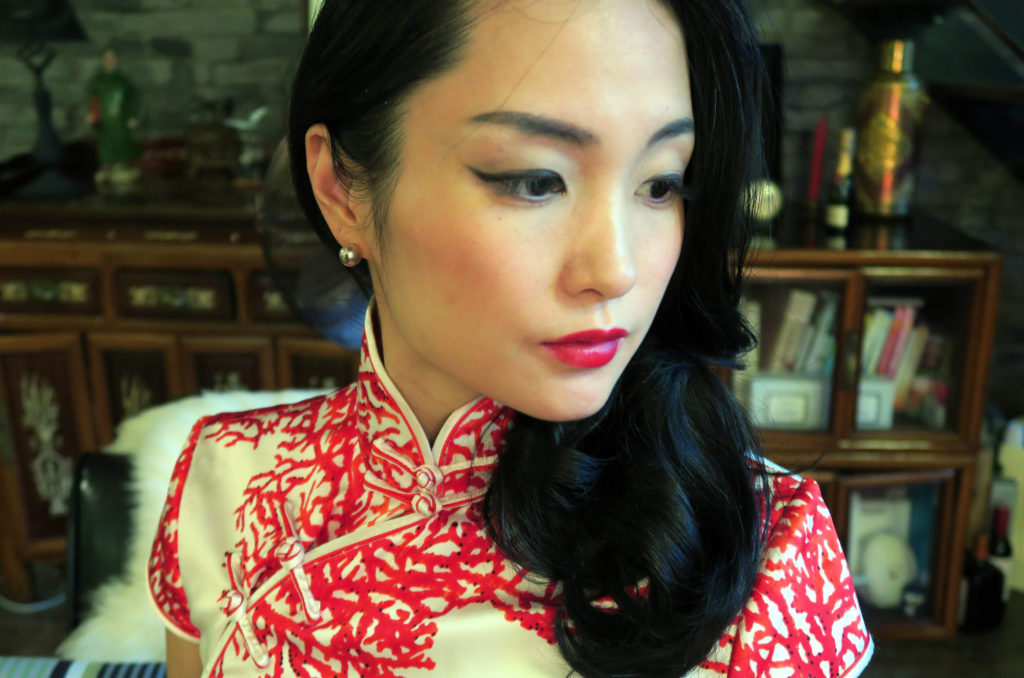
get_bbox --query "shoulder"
[147,386,360,639]
[186,385,358,465]
[175,385,361,526]
[197,386,352,436]
[723,466,874,677]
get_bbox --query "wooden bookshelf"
[738,247,1002,639]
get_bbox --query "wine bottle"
[960,534,1005,633]
[989,505,1013,603]
[823,128,856,250]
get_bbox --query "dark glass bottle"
[960,534,1005,633]
[989,505,1013,603]
[823,128,856,250]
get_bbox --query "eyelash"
[470,169,566,202]
[470,168,694,205]
[639,174,694,204]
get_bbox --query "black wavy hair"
[289,2,773,676]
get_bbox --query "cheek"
[641,219,684,295]
[387,201,514,308]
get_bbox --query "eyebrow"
[467,111,694,149]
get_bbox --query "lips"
[542,328,628,368]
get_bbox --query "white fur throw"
[56,389,330,662]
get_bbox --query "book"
[800,291,840,374]
[918,332,949,373]
[740,296,762,373]
[793,323,817,373]
[861,295,926,377]
[877,305,917,378]
[820,335,837,376]
[767,289,817,372]
[885,304,918,378]
[875,305,905,378]
[861,307,893,376]
[893,325,929,411]
[907,331,952,428]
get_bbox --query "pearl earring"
[338,245,362,267]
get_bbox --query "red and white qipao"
[148,314,874,677]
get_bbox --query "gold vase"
[852,40,928,217]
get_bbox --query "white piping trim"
[839,635,876,678]
[362,301,491,466]
[146,578,200,643]
[199,508,433,673]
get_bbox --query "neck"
[371,303,481,446]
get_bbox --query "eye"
[637,174,691,205]
[469,168,567,203]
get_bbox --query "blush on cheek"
[436,251,497,308]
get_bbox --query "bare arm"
[166,630,203,678]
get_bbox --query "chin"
[511,388,612,423]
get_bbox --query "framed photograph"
[747,373,831,430]
[857,375,896,429]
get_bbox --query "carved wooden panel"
[180,336,276,394]
[113,269,234,321]
[276,337,358,391]
[87,333,183,446]
[0,333,95,599]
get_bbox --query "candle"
[807,115,828,206]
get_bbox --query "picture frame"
[747,372,831,430]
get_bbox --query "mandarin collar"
[353,303,514,473]
[229,306,516,597]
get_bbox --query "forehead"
[403,0,692,146]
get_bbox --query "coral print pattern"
[148,313,873,677]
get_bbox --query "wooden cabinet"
[736,249,1002,638]
[0,197,358,601]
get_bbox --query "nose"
[560,194,637,301]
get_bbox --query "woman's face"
[356,0,693,426]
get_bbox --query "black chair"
[66,452,134,629]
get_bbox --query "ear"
[305,124,373,259]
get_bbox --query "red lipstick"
[542,328,627,368]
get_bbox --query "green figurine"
[86,47,141,185]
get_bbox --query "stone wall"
[0,0,305,164]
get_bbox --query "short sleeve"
[727,477,874,677]
[147,416,209,642]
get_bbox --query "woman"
[150,1,874,676]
